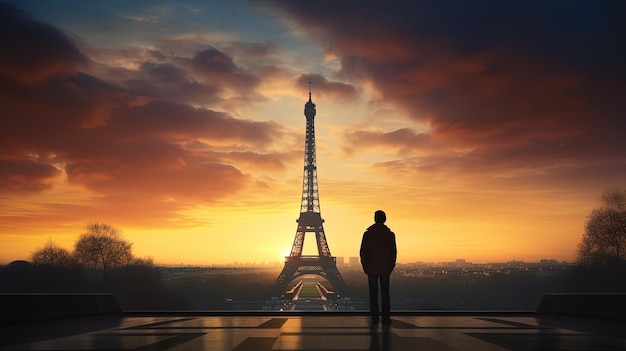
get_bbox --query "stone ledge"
[536,293,626,320]
[0,293,121,323]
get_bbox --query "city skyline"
[1,1,626,265]
[130,257,571,268]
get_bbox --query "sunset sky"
[1,0,625,266]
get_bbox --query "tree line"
[564,187,626,292]
[32,222,134,279]
[1,222,186,309]
[577,188,626,265]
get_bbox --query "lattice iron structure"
[274,83,347,297]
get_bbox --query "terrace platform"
[1,312,625,350]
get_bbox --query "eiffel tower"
[274,82,347,298]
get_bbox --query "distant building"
[539,259,559,265]
[336,256,345,266]
[454,259,472,267]
[349,257,359,267]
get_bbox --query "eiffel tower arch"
[274,83,348,298]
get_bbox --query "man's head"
[374,210,386,224]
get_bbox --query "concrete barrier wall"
[537,293,626,320]
[0,293,122,323]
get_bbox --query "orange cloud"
[0,3,297,232]
[0,159,61,194]
[342,128,431,155]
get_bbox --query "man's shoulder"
[382,224,395,235]
[366,223,378,230]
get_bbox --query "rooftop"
[1,312,625,351]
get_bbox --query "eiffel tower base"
[274,256,348,298]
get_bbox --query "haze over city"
[1,1,625,266]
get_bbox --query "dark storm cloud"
[0,2,86,84]
[260,0,626,71]
[261,0,626,183]
[220,41,286,72]
[117,60,222,105]
[109,100,283,147]
[0,2,287,208]
[187,47,260,90]
[193,47,238,72]
[111,46,265,106]
[77,21,283,106]
[140,62,187,83]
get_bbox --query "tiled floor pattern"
[1,315,625,350]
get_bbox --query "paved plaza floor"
[1,313,625,350]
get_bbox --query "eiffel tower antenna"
[308,81,312,101]
[274,82,348,300]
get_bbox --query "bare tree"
[577,188,626,265]
[31,239,75,267]
[74,222,133,279]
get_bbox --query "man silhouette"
[360,210,397,324]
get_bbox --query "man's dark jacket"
[360,223,397,276]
